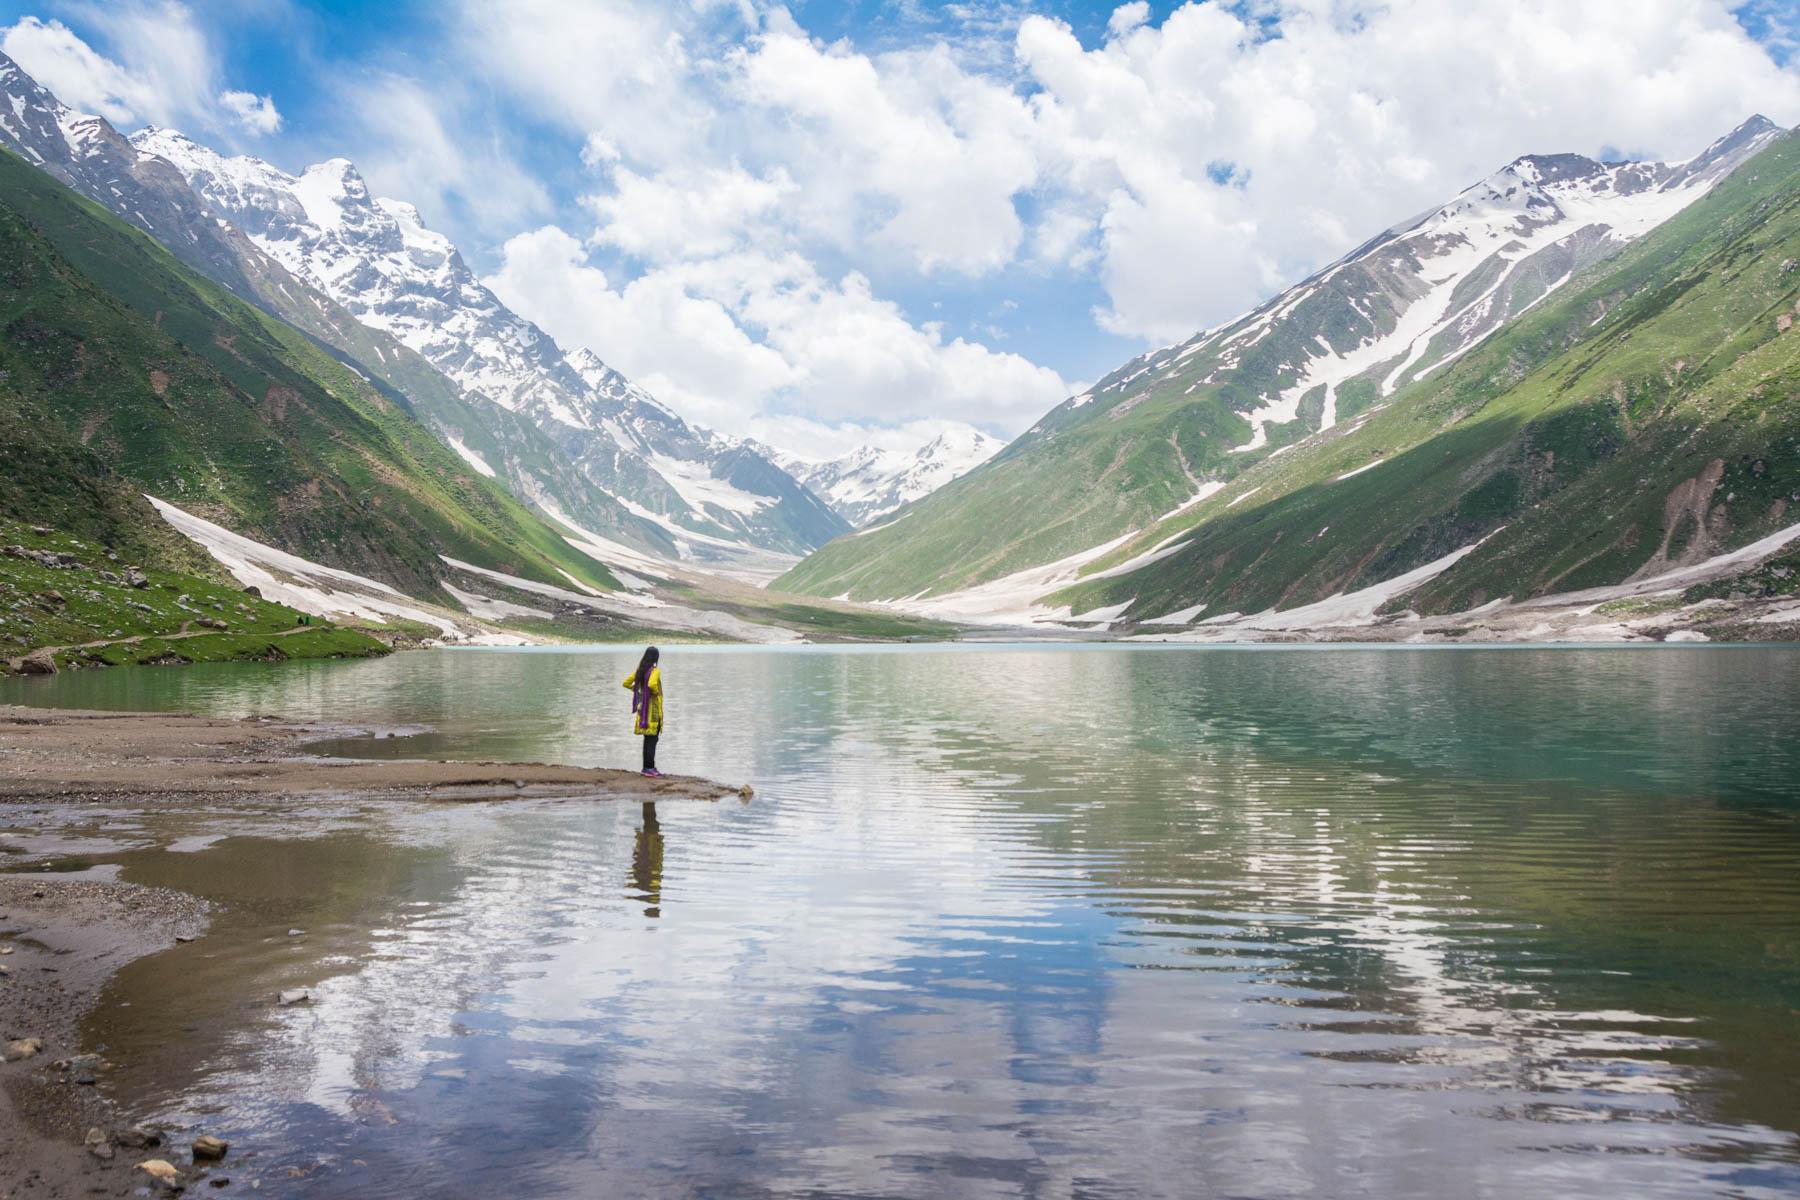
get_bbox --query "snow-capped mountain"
[0,52,744,569]
[1045,115,1785,453]
[776,426,1006,528]
[781,116,1788,606]
[130,127,846,559]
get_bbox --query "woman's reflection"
[630,801,664,918]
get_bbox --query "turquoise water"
[3,644,1799,1198]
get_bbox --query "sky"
[2,0,1799,460]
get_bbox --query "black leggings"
[641,734,659,771]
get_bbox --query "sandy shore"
[0,705,752,802]
[0,703,750,1197]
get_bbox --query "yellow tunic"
[622,666,662,735]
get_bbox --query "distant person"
[623,645,663,776]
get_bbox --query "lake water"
[3,644,1799,1198]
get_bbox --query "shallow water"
[4,644,1799,1198]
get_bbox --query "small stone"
[126,569,150,589]
[134,1159,183,1190]
[209,1179,230,1189]
[0,947,13,955]
[115,1127,160,1149]
[175,934,195,943]
[277,988,310,1006]
[286,929,305,937]
[86,1127,114,1160]
[4,1036,43,1061]
[191,1135,228,1162]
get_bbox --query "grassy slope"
[0,520,386,672]
[0,146,617,601]
[783,132,1800,620]
[1044,131,1800,619]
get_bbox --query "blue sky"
[3,1,1798,457]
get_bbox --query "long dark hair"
[632,645,660,688]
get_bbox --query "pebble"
[286,929,305,937]
[85,1127,114,1160]
[277,988,310,1006]
[134,1159,184,1191]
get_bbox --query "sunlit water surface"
[3,644,1799,1199]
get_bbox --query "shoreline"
[0,705,754,803]
[0,703,751,1197]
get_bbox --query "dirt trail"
[2,621,324,674]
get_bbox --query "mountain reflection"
[20,644,1796,1198]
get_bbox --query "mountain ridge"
[131,126,849,561]
[777,115,1789,610]
[769,425,1006,528]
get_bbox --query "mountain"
[773,426,1005,528]
[0,52,684,565]
[0,139,617,602]
[777,117,1789,610]
[129,127,847,561]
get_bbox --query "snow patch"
[1143,603,1206,625]
[147,496,461,633]
[446,435,497,478]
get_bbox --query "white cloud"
[588,162,796,262]
[453,0,1800,447]
[1012,0,1800,339]
[333,74,549,240]
[1,5,283,141]
[17,0,1800,452]
[219,88,281,134]
[484,225,1072,436]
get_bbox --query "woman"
[622,645,663,777]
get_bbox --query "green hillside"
[1044,130,1800,621]
[0,519,387,674]
[0,146,617,601]
[783,132,1800,623]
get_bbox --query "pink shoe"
[642,769,663,777]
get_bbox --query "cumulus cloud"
[484,225,1072,437]
[1013,0,1800,339]
[459,0,1800,450]
[218,88,281,135]
[20,0,1800,451]
[1,5,282,140]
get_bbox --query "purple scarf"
[632,669,654,729]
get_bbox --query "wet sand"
[0,703,749,1197]
[0,704,751,802]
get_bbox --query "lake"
[3,644,1798,1198]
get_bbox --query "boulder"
[4,1036,43,1061]
[17,650,56,676]
[127,569,150,589]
